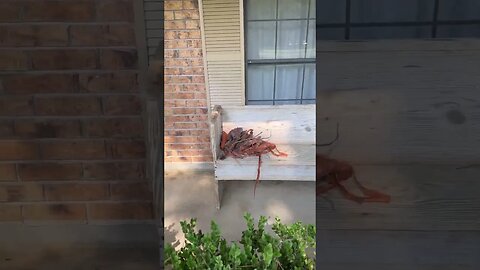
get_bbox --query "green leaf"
[263,243,273,267]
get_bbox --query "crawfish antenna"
[317,122,339,147]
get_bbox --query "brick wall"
[0,0,152,223]
[164,0,213,163]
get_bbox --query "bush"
[164,213,316,269]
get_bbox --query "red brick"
[168,92,195,99]
[186,100,207,107]
[164,116,189,122]
[108,140,145,159]
[0,51,28,71]
[103,95,142,115]
[164,136,209,144]
[89,202,152,220]
[190,129,210,136]
[79,73,138,93]
[165,21,186,30]
[192,76,205,83]
[19,163,83,181]
[165,11,175,20]
[0,2,22,22]
[23,0,95,22]
[185,20,200,29]
[84,118,144,138]
[164,156,192,162]
[0,183,44,202]
[2,74,76,94]
[0,205,21,221]
[35,96,102,116]
[31,50,97,70]
[165,75,192,84]
[96,0,134,22]
[165,1,183,10]
[0,141,38,160]
[23,203,86,221]
[174,10,200,20]
[0,25,68,47]
[70,25,135,46]
[117,162,145,180]
[192,156,213,162]
[173,122,198,129]
[164,99,186,107]
[165,130,184,136]
[184,1,198,9]
[40,141,106,160]
[0,96,34,116]
[166,39,201,49]
[82,162,145,180]
[164,30,201,40]
[100,49,138,69]
[110,182,151,200]
[195,92,207,99]
[177,149,212,157]
[83,162,145,180]
[0,164,17,181]
[184,84,206,92]
[45,183,109,201]
[164,67,203,75]
[165,58,203,67]
[164,143,208,150]
[82,162,117,180]
[197,122,209,129]
[171,108,194,114]
[14,120,82,138]
[0,120,14,138]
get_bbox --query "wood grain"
[317,49,480,164]
[216,163,314,181]
[222,105,316,145]
[217,144,314,166]
[318,230,480,269]
[317,165,480,230]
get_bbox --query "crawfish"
[219,127,287,196]
[316,155,391,204]
[316,123,390,204]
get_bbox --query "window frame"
[317,0,480,40]
[243,0,316,105]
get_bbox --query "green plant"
[164,213,316,269]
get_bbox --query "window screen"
[317,0,480,40]
[245,0,316,105]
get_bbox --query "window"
[245,0,316,105]
[317,0,480,40]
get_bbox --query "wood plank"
[209,106,223,162]
[217,144,314,166]
[316,165,480,230]
[318,51,480,91]
[215,163,314,181]
[222,105,316,145]
[317,230,480,269]
[317,49,480,164]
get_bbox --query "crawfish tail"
[254,155,262,197]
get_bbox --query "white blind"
[200,0,245,107]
